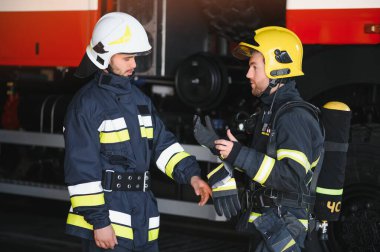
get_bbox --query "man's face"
[109,54,136,77]
[246,52,270,97]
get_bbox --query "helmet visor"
[232,42,258,60]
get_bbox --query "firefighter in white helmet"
[194,26,325,251]
[64,12,211,252]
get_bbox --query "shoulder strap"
[266,100,324,158]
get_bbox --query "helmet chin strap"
[260,79,280,97]
[260,78,283,131]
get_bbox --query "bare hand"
[214,129,237,159]
[94,225,118,249]
[190,176,212,206]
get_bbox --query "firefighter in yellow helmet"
[194,26,324,251]
[64,12,211,252]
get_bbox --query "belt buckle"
[259,194,270,208]
[266,189,278,199]
[103,170,115,192]
[143,171,150,192]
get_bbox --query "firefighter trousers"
[82,239,159,252]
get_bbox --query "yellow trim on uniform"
[311,156,320,169]
[213,185,236,192]
[299,219,309,230]
[67,212,93,230]
[108,26,132,45]
[212,178,237,192]
[148,228,159,241]
[253,155,275,184]
[140,127,153,139]
[207,163,224,179]
[112,223,134,240]
[277,149,311,173]
[165,152,190,179]
[282,239,296,251]
[99,129,130,143]
[248,212,262,223]
[67,213,134,240]
[316,187,343,196]
[70,193,105,208]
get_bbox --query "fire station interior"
[0,1,379,252]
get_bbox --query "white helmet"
[76,12,151,77]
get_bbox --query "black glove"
[193,115,219,155]
[208,162,241,219]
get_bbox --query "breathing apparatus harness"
[241,79,328,239]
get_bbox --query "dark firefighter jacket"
[63,71,200,250]
[228,81,324,246]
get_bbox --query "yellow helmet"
[233,26,304,79]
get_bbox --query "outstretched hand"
[190,176,212,206]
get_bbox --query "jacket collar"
[95,71,133,94]
[260,80,302,106]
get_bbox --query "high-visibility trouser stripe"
[148,228,159,241]
[70,193,105,208]
[253,155,275,184]
[140,127,153,139]
[68,181,103,196]
[165,152,191,179]
[99,129,130,143]
[299,219,308,230]
[207,163,224,179]
[156,143,184,172]
[67,213,133,240]
[282,238,296,251]
[148,216,160,241]
[277,149,311,173]
[316,187,343,196]
[212,178,236,192]
[248,212,262,223]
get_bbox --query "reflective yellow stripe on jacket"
[156,143,190,179]
[67,209,134,240]
[98,117,130,143]
[277,149,311,173]
[138,114,154,139]
[252,150,320,185]
[68,181,105,208]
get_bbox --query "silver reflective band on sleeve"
[149,216,160,229]
[138,115,153,127]
[68,181,103,196]
[109,210,132,227]
[98,117,127,132]
[156,143,184,173]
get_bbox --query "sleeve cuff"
[225,141,242,165]
[92,218,111,230]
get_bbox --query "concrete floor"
[0,194,249,252]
